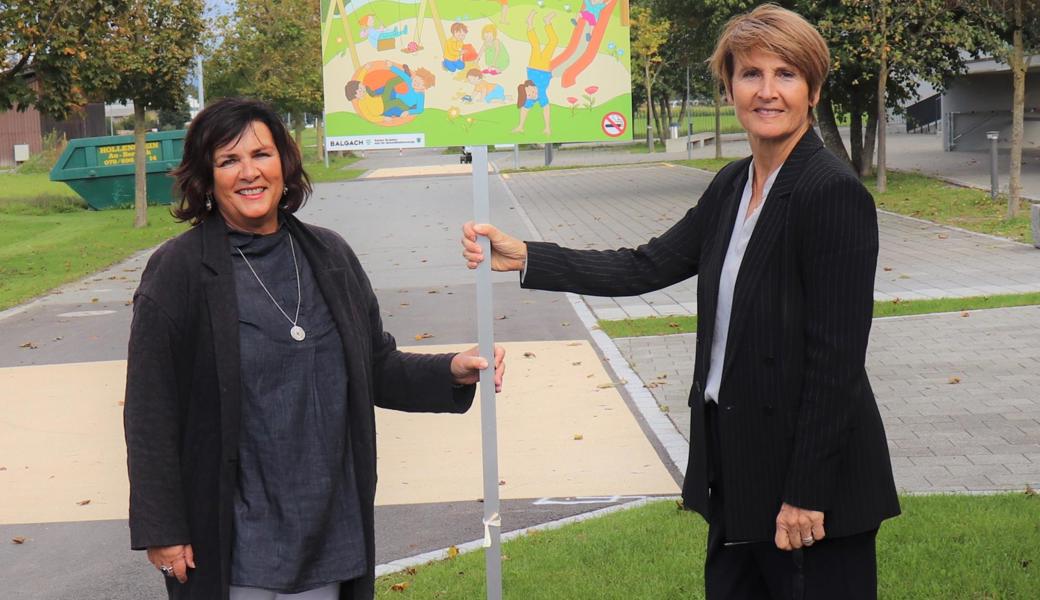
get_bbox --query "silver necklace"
[235,232,306,341]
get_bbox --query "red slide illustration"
[550,0,617,89]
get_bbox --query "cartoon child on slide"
[513,11,557,135]
[571,0,606,41]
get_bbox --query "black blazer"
[124,214,474,600]
[523,130,900,542]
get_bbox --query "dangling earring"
[205,193,213,211]
[280,186,289,209]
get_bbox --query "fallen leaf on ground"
[883,266,893,272]
[523,352,536,358]
[404,567,417,575]
[571,361,582,366]
[1026,484,1037,496]
[19,342,38,350]
[447,545,460,559]
[937,233,948,240]
[76,499,91,506]
[11,536,26,544]
[660,405,670,412]
[948,376,961,384]
[390,582,410,592]
[495,315,508,320]
[498,479,506,486]
[668,322,680,328]
[427,289,439,294]
[414,333,434,341]
[567,342,581,346]
[961,311,970,317]
[561,322,570,327]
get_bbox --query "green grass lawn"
[304,153,366,183]
[0,205,188,310]
[0,149,363,311]
[375,494,1040,599]
[868,171,1033,244]
[597,292,1040,338]
[672,157,739,173]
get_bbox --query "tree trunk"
[713,84,722,159]
[862,111,879,177]
[656,95,668,143]
[678,84,689,128]
[133,101,148,229]
[876,6,889,194]
[1008,0,1026,219]
[850,109,864,176]
[292,111,305,153]
[645,64,655,153]
[816,86,851,165]
[663,93,673,127]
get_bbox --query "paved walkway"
[613,306,1040,493]
[505,163,1040,320]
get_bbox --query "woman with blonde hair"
[464,4,899,598]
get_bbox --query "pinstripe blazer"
[522,130,900,542]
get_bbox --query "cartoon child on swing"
[513,11,556,135]
[358,15,408,49]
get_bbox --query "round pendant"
[290,325,306,341]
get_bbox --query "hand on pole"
[451,344,507,393]
[462,221,527,272]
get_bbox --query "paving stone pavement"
[612,305,1040,494]
[504,163,1040,321]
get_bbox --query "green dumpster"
[49,130,185,210]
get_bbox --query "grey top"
[228,226,366,593]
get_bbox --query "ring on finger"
[159,565,175,577]
[801,536,815,546]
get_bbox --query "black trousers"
[703,402,879,600]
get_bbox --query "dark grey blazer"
[523,130,900,542]
[124,214,474,600]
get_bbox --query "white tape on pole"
[472,145,502,600]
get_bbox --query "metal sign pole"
[472,144,502,600]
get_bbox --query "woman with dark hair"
[464,4,898,598]
[125,97,504,600]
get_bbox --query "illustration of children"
[571,0,606,41]
[443,23,468,72]
[512,11,557,135]
[478,24,510,75]
[344,79,384,123]
[358,15,408,49]
[574,0,607,27]
[466,68,508,104]
[354,65,436,119]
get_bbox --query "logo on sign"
[601,112,627,138]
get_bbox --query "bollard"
[1032,203,1040,249]
[544,143,554,166]
[687,123,693,160]
[986,131,1000,199]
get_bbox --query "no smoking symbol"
[602,112,627,137]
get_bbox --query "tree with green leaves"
[0,1,127,119]
[631,4,671,152]
[103,0,204,228]
[206,0,324,157]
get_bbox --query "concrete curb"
[374,496,679,578]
